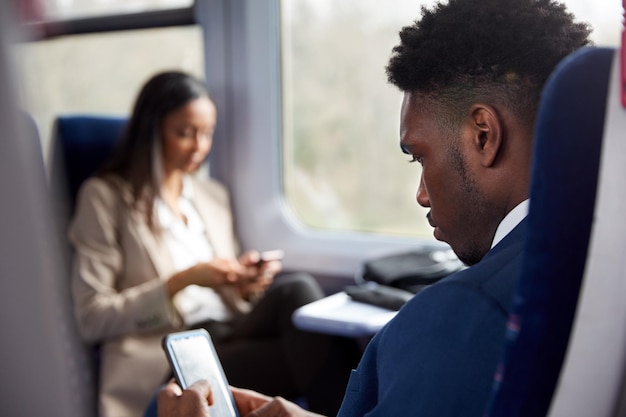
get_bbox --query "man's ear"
[469,104,502,167]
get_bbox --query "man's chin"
[433,229,484,266]
[453,248,486,267]
[433,227,444,242]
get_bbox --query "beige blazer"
[69,175,245,417]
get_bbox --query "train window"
[563,0,623,46]
[278,0,621,239]
[280,0,432,238]
[16,25,203,163]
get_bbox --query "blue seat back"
[51,115,127,212]
[47,114,128,417]
[486,47,616,417]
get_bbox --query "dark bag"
[346,249,464,310]
[359,248,463,293]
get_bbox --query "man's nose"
[416,173,430,207]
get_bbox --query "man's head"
[386,0,591,265]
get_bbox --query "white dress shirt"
[491,199,529,249]
[157,176,233,325]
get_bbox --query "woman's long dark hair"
[99,70,212,227]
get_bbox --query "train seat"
[47,114,128,417]
[485,46,626,417]
[49,115,127,214]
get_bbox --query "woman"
[69,71,358,417]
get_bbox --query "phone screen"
[163,330,238,417]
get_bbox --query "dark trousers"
[203,272,361,416]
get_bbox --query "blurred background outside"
[15,0,621,238]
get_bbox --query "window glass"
[15,25,204,163]
[280,0,620,238]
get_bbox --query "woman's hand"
[166,258,258,297]
[236,251,283,301]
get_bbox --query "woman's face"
[161,96,217,175]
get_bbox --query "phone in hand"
[256,249,285,265]
[162,329,239,417]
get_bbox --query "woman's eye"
[178,129,195,138]
[408,155,422,164]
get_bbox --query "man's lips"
[426,212,436,228]
[427,212,444,241]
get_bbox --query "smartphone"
[257,249,285,265]
[162,329,239,417]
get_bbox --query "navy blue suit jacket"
[337,219,527,417]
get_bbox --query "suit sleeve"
[338,281,508,417]
[69,178,182,343]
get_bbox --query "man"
[157,0,591,415]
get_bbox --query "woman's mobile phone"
[257,249,285,265]
[162,329,239,417]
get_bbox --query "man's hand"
[232,386,326,417]
[158,380,213,417]
[156,382,326,417]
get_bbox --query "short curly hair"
[386,0,591,127]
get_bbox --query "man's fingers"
[157,381,183,417]
[246,396,305,417]
[159,380,183,398]
[186,379,213,405]
[231,386,273,414]
[157,380,214,417]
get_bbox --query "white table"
[292,292,397,337]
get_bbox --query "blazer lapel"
[190,177,238,259]
[114,177,177,278]
[130,209,175,279]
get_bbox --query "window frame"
[23,6,195,38]
[197,0,444,278]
